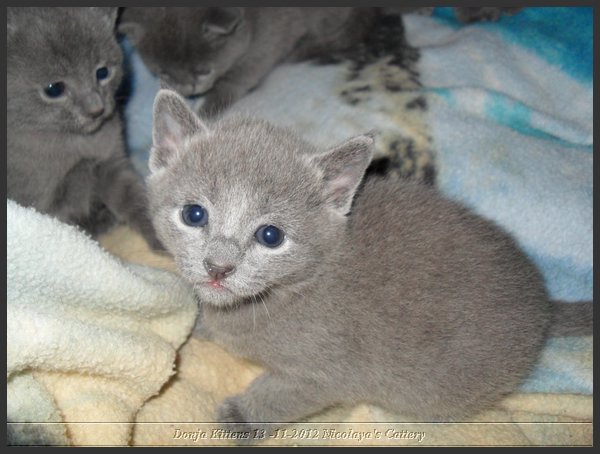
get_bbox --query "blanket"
[7,7,592,447]
[6,201,197,446]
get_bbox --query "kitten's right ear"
[150,89,210,173]
[204,7,244,35]
[309,134,375,216]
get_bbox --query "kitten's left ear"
[91,7,119,29]
[150,89,210,174]
[309,134,375,216]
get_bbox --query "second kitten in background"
[7,7,161,248]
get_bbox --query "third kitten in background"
[146,89,591,439]
[118,7,377,117]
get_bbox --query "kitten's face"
[147,91,374,308]
[7,8,123,134]
[149,122,332,307]
[120,8,249,97]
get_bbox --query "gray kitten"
[147,90,591,438]
[7,7,160,248]
[118,7,376,117]
[118,7,522,118]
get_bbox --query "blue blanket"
[412,8,592,394]
[121,7,592,396]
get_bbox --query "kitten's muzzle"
[81,92,105,119]
[203,259,236,281]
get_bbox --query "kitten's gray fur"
[118,7,376,117]
[7,7,160,248]
[147,90,591,438]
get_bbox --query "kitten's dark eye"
[96,67,110,81]
[255,225,285,248]
[181,204,208,227]
[181,205,208,227]
[44,82,65,98]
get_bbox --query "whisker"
[251,294,257,332]
[258,291,271,321]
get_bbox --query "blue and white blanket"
[408,7,593,395]
[121,7,592,397]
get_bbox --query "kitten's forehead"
[9,8,120,73]
[199,118,318,187]
[174,117,323,221]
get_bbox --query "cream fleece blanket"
[7,200,197,446]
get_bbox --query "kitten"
[118,7,523,118]
[118,7,377,117]
[147,90,591,437]
[7,7,160,248]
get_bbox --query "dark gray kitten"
[7,7,160,248]
[147,90,591,438]
[118,7,376,117]
[118,7,522,118]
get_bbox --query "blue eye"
[96,66,110,81]
[44,82,65,98]
[182,204,208,227]
[255,225,284,248]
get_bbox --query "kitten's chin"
[194,282,270,310]
[194,284,244,309]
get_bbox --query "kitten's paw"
[197,82,244,119]
[216,397,269,444]
[197,94,230,119]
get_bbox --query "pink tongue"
[209,280,223,289]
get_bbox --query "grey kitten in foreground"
[7,7,160,248]
[147,90,591,438]
[118,7,376,117]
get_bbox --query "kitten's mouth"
[207,280,228,290]
[81,112,112,134]
[83,120,104,134]
[194,279,270,310]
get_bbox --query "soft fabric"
[6,200,197,446]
